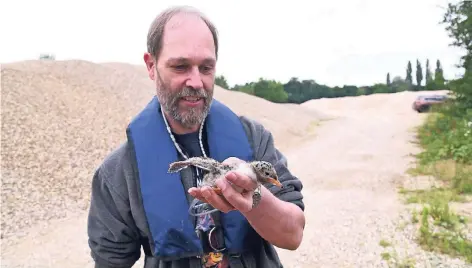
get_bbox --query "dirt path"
[276,92,469,268]
[275,113,420,267]
[2,92,463,267]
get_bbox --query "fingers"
[189,187,234,213]
[215,178,252,212]
[188,187,208,203]
[225,171,258,192]
[200,186,234,213]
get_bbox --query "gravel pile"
[1,60,155,245]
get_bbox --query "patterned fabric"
[194,203,227,267]
[202,252,226,267]
[195,212,214,233]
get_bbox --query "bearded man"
[87,5,305,268]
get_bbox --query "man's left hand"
[188,157,258,213]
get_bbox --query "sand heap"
[302,89,450,118]
[1,60,323,245]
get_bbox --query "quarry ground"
[1,61,469,267]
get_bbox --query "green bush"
[417,112,472,165]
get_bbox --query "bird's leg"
[212,186,223,196]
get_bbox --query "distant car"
[412,95,448,113]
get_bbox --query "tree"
[391,76,410,92]
[386,73,391,86]
[215,75,230,89]
[406,61,413,86]
[442,1,472,70]
[425,59,434,90]
[434,59,446,89]
[253,78,288,103]
[371,83,390,94]
[441,1,472,115]
[416,59,423,88]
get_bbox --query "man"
[87,5,305,268]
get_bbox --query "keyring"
[208,226,226,252]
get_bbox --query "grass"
[402,107,472,263]
[417,203,472,260]
[380,239,392,248]
[379,241,417,268]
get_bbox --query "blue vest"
[126,96,259,260]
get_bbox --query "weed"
[381,251,392,261]
[403,108,472,263]
[380,239,392,247]
[416,204,472,263]
[380,246,416,268]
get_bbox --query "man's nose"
[185,67,204,89]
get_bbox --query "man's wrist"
[244,186,275,217]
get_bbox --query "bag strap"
[210,211,245,268]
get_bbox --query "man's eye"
[200,65,214,73]
[174,65,187,71]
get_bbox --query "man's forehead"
[165,12,200,29]
[164,12,211,38]
[160,12,216,62]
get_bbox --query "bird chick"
[168,156,283,195]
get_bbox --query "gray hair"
[146,5,219,61]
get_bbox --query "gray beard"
[154,68,213,130]
[157,85,212,130]
[164,96,211,129]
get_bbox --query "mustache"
[177,87,208,98]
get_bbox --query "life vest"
[126,95,259,260]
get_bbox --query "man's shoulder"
[237,115,271,140]
[236,115,279,162]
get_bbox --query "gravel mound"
[1,60,156,245]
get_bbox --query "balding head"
[146,5,219,61]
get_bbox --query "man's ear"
[143,53,156,80]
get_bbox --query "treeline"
[215,59,448,104]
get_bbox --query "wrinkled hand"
[188,157,259,213]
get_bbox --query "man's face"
[144,12,216,131]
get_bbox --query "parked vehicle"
[412,95,448,113]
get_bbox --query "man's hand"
[188,157,305,250]
[188,157,258,213]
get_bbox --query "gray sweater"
[87,115,305,268]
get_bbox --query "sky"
[0,0,466,87]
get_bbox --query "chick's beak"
[266,177,283,188]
